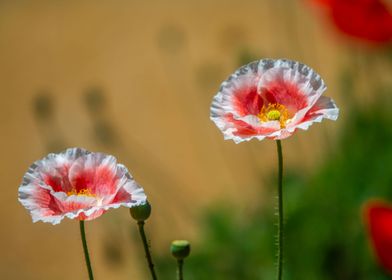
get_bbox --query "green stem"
[276,140,284,280]
[79,220,94,280]
[177,259,184,280]
[137,221,158,280]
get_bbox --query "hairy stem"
[137,221,158,280]
[276,140,284,280]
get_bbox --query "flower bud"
[130,201,151,222]
[170,240,191,260]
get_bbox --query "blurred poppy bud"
[170,240,191,260]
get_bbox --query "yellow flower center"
[67,188,95,197]
[258,103,289,128]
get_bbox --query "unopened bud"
[170,240,191,260]
[130,201,151,222]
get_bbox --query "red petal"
[365,201,392,274]
[70,165,119,197]
[261,81,308,113]
[78,209,106,221]
[42,163,73,193]
[232,86,264,116]
[33,187,62,215]
[225,113,277,137]
[112,188,132,203]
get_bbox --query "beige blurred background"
[0,0,350,279]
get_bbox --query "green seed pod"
[130,201,151,222]
[170,240,191,260]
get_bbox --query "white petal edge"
[20,147,90,192]
[19,183,147,225]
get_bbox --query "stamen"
[258,103,289,128]
[67,188,95,197]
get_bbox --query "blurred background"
[1,0,392,279]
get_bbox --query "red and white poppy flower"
[210,59,339,143]
[18,148,146,225]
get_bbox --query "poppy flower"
[310,0,392,44]
[364,201,392,275]
[210,59,339,143]
[18,148,146,225]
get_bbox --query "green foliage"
[156,90,392,279]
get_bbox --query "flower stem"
[177,259,184,280]
[137,221,158,280]
[276,140,284,280]
[79,220,94,280]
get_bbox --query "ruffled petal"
[110,164,147,204]
[211,61,263,119]
[212,113,280,143]
[68,152,120,197]
[22,147,89,193]
[290,96,339,131]
[18,184,63,224]
[257,59,326,112]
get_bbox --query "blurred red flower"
[311,0,392,44]
[364,201,392,275]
